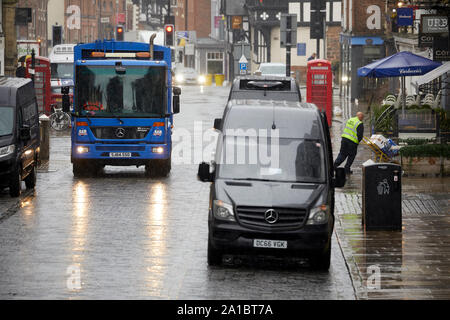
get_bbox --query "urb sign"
[421,15,448,35]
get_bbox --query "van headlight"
[306,205,329,225]
[213,200,235,222]
[0,145,15,159]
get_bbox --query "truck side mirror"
[19,125,31,141]
[173,86,181,96]
[173,95,180,114]
[333,168,346,188]
[198,162,213,182]
[213,118,221,130]
[61,86,71,112]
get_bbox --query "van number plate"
[109,152,132,158]
[253,239,287,249]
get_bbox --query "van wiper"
[231,178,287,183]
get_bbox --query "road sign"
[239,63,247,70]
[239,55,248,74]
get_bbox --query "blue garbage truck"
[70,37,180,177]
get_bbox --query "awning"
[351,37,384,46]
[415,62,450,86]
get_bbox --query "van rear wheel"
[24,165,37,189]
[9,165,22,198]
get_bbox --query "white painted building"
[47,0,65,56]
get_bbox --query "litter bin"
[215,74,225,86]
[205,74,213,86]
[362,162,402,231]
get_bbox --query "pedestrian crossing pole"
[280,14,297,77]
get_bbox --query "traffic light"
[164,24,174,47]
[310,11,325,39]
[280,14,297,48]
[116,25,124,41]
[310,0,325,39]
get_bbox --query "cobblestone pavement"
[0,85,355,300]
[331,98,450,300]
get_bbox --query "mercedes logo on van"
[264,209,279,224]
[115,128,126,138]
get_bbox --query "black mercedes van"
[0,77,40,197]
[198,100,346,270]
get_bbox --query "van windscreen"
[0,107,14,136]
[217,136,326,184]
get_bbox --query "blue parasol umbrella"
[358,51,441,113]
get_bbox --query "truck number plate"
[253,239,287,249]
[109,152,132,158]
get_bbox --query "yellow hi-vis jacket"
[342,117,363,144]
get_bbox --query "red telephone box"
[25,56,51,115]
[307,59,333,127]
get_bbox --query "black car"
[228,75,301,102]
[0,77,40,197]
[198,100,346,270]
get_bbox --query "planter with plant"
[370,104,395,137]
[400,143,450,177]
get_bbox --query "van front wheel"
[309,243,331,271]
[24,165,37,189]
[207,235,223,266]
[9,165,22,197]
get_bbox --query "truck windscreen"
[76,65,167,117]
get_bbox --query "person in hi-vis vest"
[334,112,364,174]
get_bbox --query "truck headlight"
[152,147,164,154]
[213,200,235,222]
[175,74,184,83]
[306,205,329,225]
[198,75,206,84]
[77,146,89,154]
[0,145,15,159]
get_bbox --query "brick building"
[173,0,211,38]
[16,0,48,55]
[64,0,128,44]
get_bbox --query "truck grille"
[236,206,307,230]
[91,127,150,140]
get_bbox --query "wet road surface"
[0,85,356,299]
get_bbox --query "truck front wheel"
[145,158,171,178]
[73,160,85,177]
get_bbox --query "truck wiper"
[111,112,124,125]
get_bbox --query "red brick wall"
[174,0,210,37]
[326,26,341,64]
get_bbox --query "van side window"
[23,100,38,125]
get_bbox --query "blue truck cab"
[71,39,180,177]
